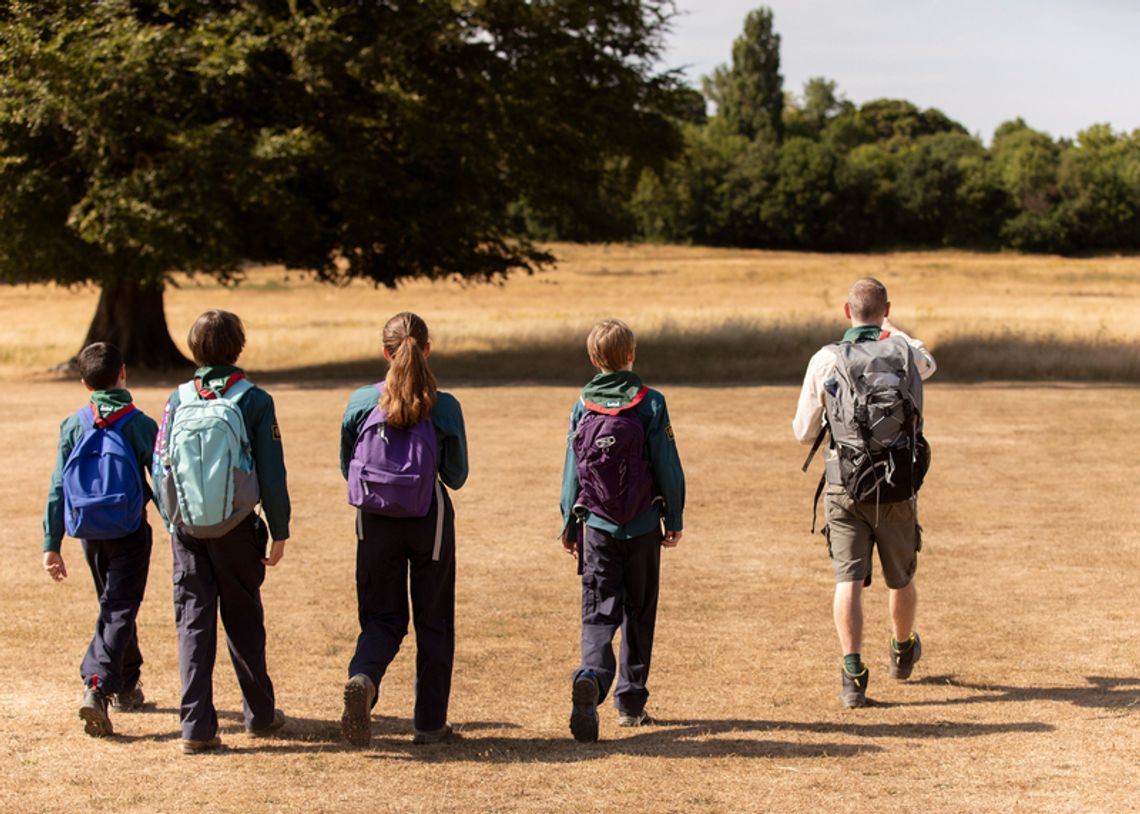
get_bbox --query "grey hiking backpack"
[802,335,929,529]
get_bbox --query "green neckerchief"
[843,325,884,344]
[193,364,244,397]
[89,389,133,421]
[581,370,644,411]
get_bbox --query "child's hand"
[43,551,67,581]
[262,539,286,567]
[663,530,683,547]
[560,530,576,557]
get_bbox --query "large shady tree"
[0,0,683,368]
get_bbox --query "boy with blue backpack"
[560,319,685,743]
[153,310,291,754]
[339,312,468,747]
[42,342,158,737]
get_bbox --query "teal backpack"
[156,375,259,538]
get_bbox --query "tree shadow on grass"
[905,674,1140,711]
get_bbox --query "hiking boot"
[617,709,652,727]
[412,723,456,745]
[79,686,113,737]
[248,708,287,737]
[569,671,600,743]
[110,683,145,712]
[888,632,923,680]
[840,666,869,709]
[341,674,376,748]
[181,736,222,755]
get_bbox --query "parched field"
[0,246,1138,813]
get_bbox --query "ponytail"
[380,312,438,428]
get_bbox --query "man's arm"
[883,318,937,381]
[792,348,835,444]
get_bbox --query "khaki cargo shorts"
[822,485,922,589]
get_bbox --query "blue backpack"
[571,399,655,525]
[61,405,144,540]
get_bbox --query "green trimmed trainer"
[888,632,923,680]
[840,666,869,709]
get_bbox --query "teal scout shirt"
[155,366,292,541]
[42,389,159,553]
[340,385,469,491]
[560,371,686,541]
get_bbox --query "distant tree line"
[523,7,1140,254]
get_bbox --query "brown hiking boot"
[341,674,376,748]
[412,723,456,745]
[181,736,222,755]
[888,632,923,680]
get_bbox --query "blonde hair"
[848,277,889,323]
[380,312,437,429]
[587,319,636,372]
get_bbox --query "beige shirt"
[792,320,937,445]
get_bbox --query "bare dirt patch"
[2,380,1137,813]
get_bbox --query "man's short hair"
[77,342,123,390]
[587,319,636,372]
[848,277,889,323]
[187,310,246,366]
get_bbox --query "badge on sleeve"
[272,422,282,440]
[665,423,675,441]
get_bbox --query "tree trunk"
[69,278,191,372]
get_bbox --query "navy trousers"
[79,521,152,694]
[578,525,662,715]
[349,488,455,732]
[172,513,276,741]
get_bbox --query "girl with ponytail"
[339,312,468,747]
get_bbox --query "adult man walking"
[793,277,936,708]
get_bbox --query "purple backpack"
[572,401,654,525]
[347,383,439,518]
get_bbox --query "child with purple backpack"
[560,319,685,742]
[339,312,468,747]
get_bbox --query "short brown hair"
[848,277,889,323]
[587,319,636,372]
[77,342,123,390]
[187,310,246,366]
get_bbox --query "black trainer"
[79,685,113,737]
[839,666,869,709]
[569,671,600,743]
[888,632,922,680]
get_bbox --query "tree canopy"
[0,0,685,367]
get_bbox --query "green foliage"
[702,7,783,143]
[0,0,685,292]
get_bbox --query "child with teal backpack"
[42,342,158,738]
[153,310,291,754]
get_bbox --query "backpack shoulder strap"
[76,405,96,431]
[177,381,199,404]
[222,377,254,403]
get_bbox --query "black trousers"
[349,488,455,732]
[577,525,662,715]
[171,513,275,741]
[79,521,152,694]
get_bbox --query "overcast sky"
[663,0,1140,143]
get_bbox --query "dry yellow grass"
[1,380,1138,813]
[1,247,1138,812]
[1,244,1137,382]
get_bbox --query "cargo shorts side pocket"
[581,574,599,620]
[821,524,833,560]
